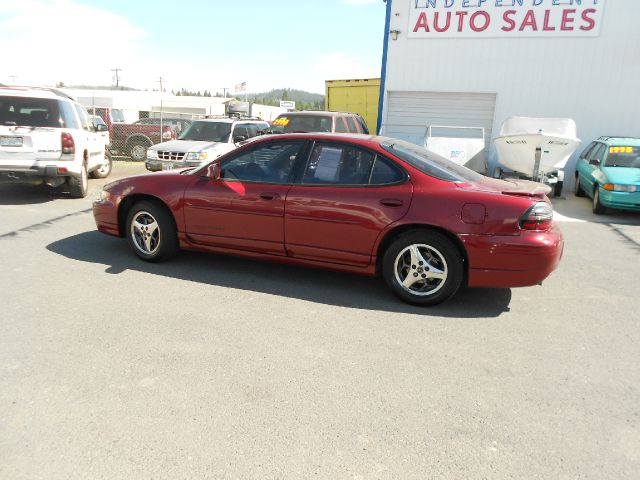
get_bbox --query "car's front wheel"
[125,200,179,262]
[574,175,585,197]
[592,186,606,214]
[382,230,463,306]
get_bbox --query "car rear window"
[0,96,63,128]
[270,115,333,133]
[380,138,483,183]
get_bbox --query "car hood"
[149,140,225,152]
[600,166,640,185]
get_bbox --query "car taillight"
[520,202,553,231]
[61,132,75,154]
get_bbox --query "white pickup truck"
[0,86,112,198]
[144,118,269,171]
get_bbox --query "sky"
[0,0,387,94]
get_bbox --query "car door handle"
[379,198,404,208]
[260,192,280,201]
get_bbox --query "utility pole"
[157,76,166,93]
[111,68,121,88]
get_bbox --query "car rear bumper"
[0,164,80,185]
[599,189,640,211]
[461,226,564,288]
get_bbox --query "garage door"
[382,91,497,151]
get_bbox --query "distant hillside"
[250,88,325,111]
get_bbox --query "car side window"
[74,104,92,131]
[59,101,79,129]
[369,155,406,185]
[335,117,349,133]
[302,143,376,185]
[588,143,606,164]
[356,116,370,134]
[580,142,596,160]
[346,116,358,133]
[220,141,303,184]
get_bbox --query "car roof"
[598,136,640,145]
[253,132,382,145]
[276,111,359,118]
[0,86,75,101]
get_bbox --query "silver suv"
[0,86,111,198]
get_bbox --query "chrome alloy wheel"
[130,211,161,255]
[394,244,448,297]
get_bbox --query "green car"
[575,137,640,214]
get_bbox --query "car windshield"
[110,109,126,122]
[604,146,640,168]
[269,115,332,133]
[0,96,62,128]
[380,138,484,183]
[178,121,232,142]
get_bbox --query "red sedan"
[93,133,563,306]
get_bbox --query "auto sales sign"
[409,0,604,38]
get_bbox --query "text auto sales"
[411,0,601,35]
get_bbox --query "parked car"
[268,111,369,134]
[145,118,269,171]
[88,107,183,161]
[1,86,112,197]
[94,133,563,306]
[574,136,640,214]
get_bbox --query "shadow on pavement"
[551,195,640,226]
[47,231,512,318]
[0,183,71,205]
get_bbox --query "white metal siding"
[381,0,640,179]
[384,91,496,149]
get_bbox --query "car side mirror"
[95,123,108,132]
[233,135,247,143]
[202,160,220,180]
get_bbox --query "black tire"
[592,186,606,214]
[128,140,151,162]
[574,175,585,197]
[90,149,112,179]
[382,230,464,306]
[68,161,88,198]
[552,180,563,197]
[125,200,179,262]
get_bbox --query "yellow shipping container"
[325,78,381,134]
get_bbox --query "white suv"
[145,118,269,171]
[0,86,112,198]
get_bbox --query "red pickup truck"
[89,107,191,161]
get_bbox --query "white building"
[378,0,640,182]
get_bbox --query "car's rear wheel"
[125,200,179,262]
[68,161,88,198]
[90,149,112,179]
[382,230,463,306]
[128,141,150,162]
[574,175,585,197]
[592,186,606,214]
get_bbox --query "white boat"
[493,117,581,195]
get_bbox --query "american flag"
[234,81,246,92]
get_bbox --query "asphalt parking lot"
[1,162,639,480]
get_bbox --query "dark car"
[93,133,563,306]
